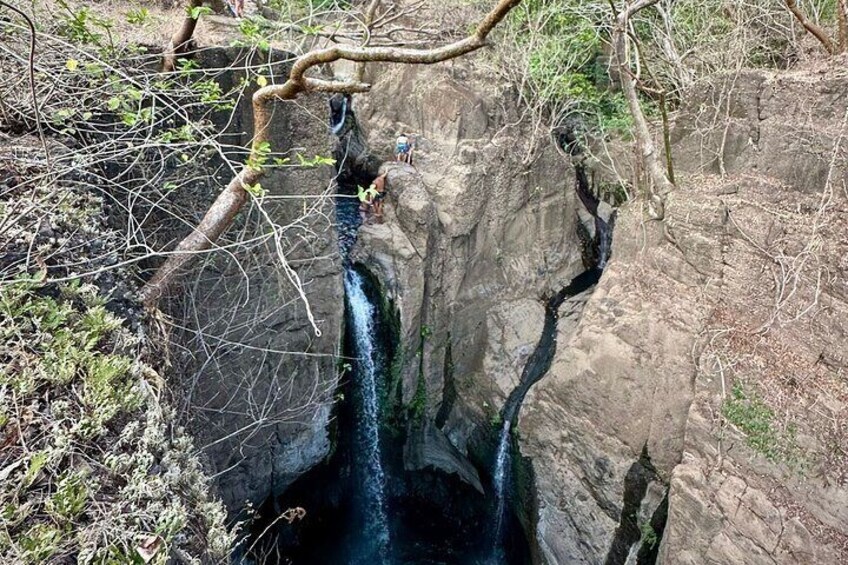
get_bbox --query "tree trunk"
[162,0,204,72]
[611,0,673,220]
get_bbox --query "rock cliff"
[351,63,586,476]
[162,49,344,512]
[350,62,848,563]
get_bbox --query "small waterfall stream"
[489,268,602,557]
[489,122,615,556]
[492,420,512,541]
[344,268,391,558]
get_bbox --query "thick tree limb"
[162,0,204,72]
[141,0,522,308]
[784,0,836,55]
[611,0,673,220]
[355,0,381,82]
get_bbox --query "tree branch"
[141,0,522,309]
[611,0,672,220]
[784,0,836,55]
[162,0,204,72]
[354,0,381,82]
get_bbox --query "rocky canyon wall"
[522,67,848,563]
[350,63,587,486]
[351,62,847,563]
[162,49,343,512]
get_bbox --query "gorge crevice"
[246,93,526,564]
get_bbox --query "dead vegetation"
[0,144,234,564]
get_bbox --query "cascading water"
[596,218,612,269]
[344,268,391,559]
[489,268,606,559]
[492,420,512,542]
[332,92,392,562]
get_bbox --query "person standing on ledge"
[357,174,387,224]
[395,133,414,165]
[370,173,388,221]
[226,0,245,17]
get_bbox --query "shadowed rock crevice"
[434,337,456,429]
[603,446,667,565]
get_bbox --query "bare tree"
[610,0,674,219]
[141,0,523,307]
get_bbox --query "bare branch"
[141,0,523,312]
[355,0,381,82]
[0,1,50,165]
[611,0,673,219]
[784,0,836,55]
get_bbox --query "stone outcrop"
[163,50,343,512]
[350,63,586,480]
[522,68,848,563]
[352,61,847,563]
[161,43,846,563]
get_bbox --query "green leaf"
[24,451,49,488]
[106,97,121,111]
[189,5,213,19]
[296,153,336,168]
[245,183,265,197]
[126,8,149,25]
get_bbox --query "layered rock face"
[163,47,846,562]
[350,64,586,482]
[352,62,847,563]
[522,69,847,563]
[163,51,343,511]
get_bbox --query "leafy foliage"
[640,521,658,550]
[56,0,113,45]
[722,382,806,468]
[495,0,636,134]
[0,280,234,564]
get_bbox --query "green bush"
[722,382,805,469]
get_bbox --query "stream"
[489,268,603,559]
[344,267,391,559]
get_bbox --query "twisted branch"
[141,0,522,314]
[784,0,836,55]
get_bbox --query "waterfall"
[344,268,390,559]
[331,96,348,135]
[492,419,512,541]
[489,268,603,558]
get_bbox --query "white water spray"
[492,419,512,541]
[331,96,348,134]
[597,219,611,269]
[344,268,390,557]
